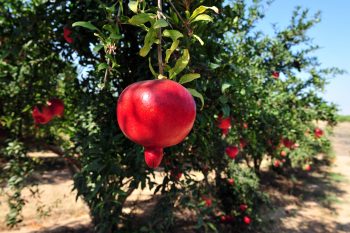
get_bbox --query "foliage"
[0,0,340,232]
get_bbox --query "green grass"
[337,115,350,122]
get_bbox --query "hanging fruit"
[116,79,196,168]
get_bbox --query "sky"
[255,0,350,115]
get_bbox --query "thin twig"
[168,0,186,24]
[168,0,192,35]
[157,0,164,76]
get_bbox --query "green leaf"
[189,6,219,21]
[179,73,201,84]
[128,1,138,13]
[169,49,189,79]
[128,13,153,25]
[187,88,204,110]
[153,19,168,29]
[193,34,204,45]
[97,63,108,71]
[72,21,99,31]
[163,29,183,41]
[93,44,104,53]
[148,57,158,78]
[139,27,156,57]
[110,33,123,40]
[221,83,231,93]
[165,39,179,63]
[191,14,213,23]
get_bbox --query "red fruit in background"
[228,178,234,185]
[220,215,234,223]
[116,80,196,168]
[304,164,311,171]
[240,204,248,212]
[239,138,247,149]
[32,105,53,124]
[47,98,64,117]
[282,138,294,149]
[272,71,279,79]
[225,146,239,159]
[170,169,183,181]
[280,150,287,157]
[274,160,281,167]
[202,196,212,207]
[243,216,251,224]
[243,122,248,129]
[217,114,231,136]
[221,128,229,136]
[292,143,299,149]
[314,128,323,138]
[63,27,73,43]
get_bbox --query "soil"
[1,123,349,233]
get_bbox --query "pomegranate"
[217,114,231,136]
[32,105,53,124]
[47,98,64,117]
[202,196,212,207]
[225,146,239,159]
[240,204,248,212]
[274,159,281,167]
[227,178,234,185]
[116,79,196,168]
[314,128,323,138]
[243,216,251,224]
[239,138,247,149]
[282,138,294,149]
[63,27,73,43]
[280,150,287,157]
[272,71,279,79]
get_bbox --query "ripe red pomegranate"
[32,105,53,124]
[282,138,294,149]
[116,80,196,168]
[280,150,287,157]
[272,71,279,79]
[220,215,234,223]
[314,128,323,138]
[274,159,281,167]
[225,146,239,159]
[217,114,231,136]
[228,178,234,185]
[304,164,311,171]
[243,216,251,224]
[63,27,73,43]
[239,138,247,149]
[202,196,212,207]
[240,204,248,212]
[47,98,64,117]
[170,169,183,181]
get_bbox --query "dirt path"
[261,122,350,233]
[1,123,350,233]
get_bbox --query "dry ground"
[1,123,350,233]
